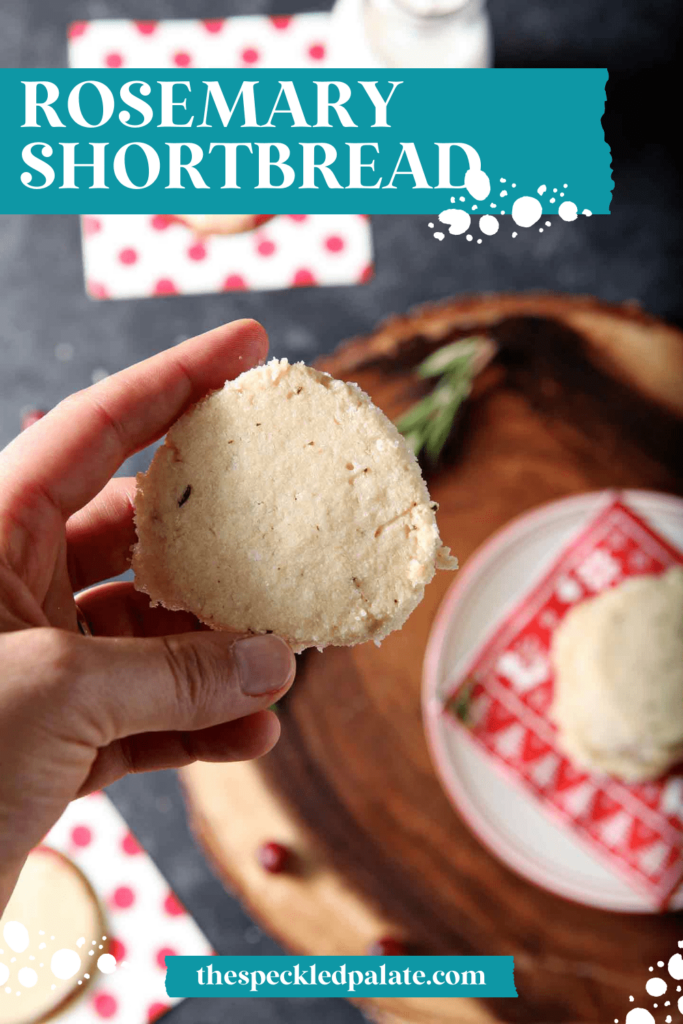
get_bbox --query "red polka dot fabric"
[45,793,212,1021]
[69,14,374,301]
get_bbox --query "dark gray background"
[1,1,681,1021]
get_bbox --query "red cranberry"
[21,409,46,431]
[257,841,291,873]
[368,937,408,956]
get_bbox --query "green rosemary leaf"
[396,335,495,464]
[395,392,435,433]
[448,678,476,726]
[418,337,486,379]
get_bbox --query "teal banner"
[0,68,611,215]
[165,954,517,998]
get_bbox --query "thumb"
[66,630,296,745]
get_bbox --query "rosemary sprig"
[446,677,477,728]
[396,336,496,463]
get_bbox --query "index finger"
[0,319,267,570]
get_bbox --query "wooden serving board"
[182,293,683,1024]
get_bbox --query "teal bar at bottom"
[165,955,517,999]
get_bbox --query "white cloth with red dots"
[68,15,374,301]
[44,791,212,1022]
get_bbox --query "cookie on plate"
[132,359,456,651]
[551,566,683,781]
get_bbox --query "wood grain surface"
[183,294,683,1024]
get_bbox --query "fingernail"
[234,635,295,696]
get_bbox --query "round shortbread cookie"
[0,848,105,1024]
[550,566,683,782]
[133,359,456,650]
[175,214,273,236]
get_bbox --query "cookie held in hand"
[132,359,456,651]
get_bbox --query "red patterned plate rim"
[422,489,683,914]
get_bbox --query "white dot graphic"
[559,201,578,222]
[582,209,593,217]
[51,949,81,981]
[679,997,683,1014]
[658,962,664,967]
[466,234,473,241]
[464,167,490,201]
[438,208,471,235]
[3,922,29,953]
[647,978,667,997]
[18,967,37,988]
[0,964,9,986]
[96,953,117,975]
[500,190,508,197]
[476,238,482,244]
[626,1010,655,1024]
[479,215,499,236]
[428,222,434,228]
[433,231,445,241]
[511,196,542,228]
[512,232,518,238]
[668,954,683,979]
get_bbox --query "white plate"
[422,489,683,913]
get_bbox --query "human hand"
[0,320,295,913]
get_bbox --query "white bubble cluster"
[0,924,117,999]
[431,178,596,244]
